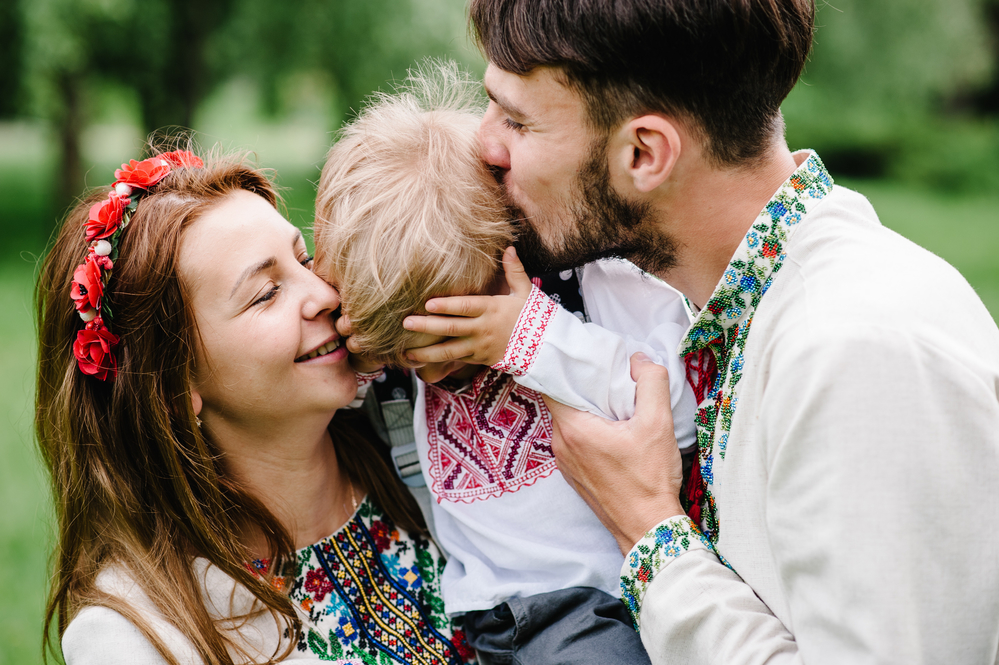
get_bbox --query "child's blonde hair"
[315,60,512,366]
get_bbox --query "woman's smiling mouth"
[295,337,342,362]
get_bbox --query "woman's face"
[180,190,356,431]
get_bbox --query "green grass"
[1,165,996,664]
[0,262,52,665]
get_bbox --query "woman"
[35,147,476,664]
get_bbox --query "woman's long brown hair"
[35,147,425,665]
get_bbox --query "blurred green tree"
[0,0,25,119]
[18,0,472,213]
[212,0,475,124]
[783,0,996,182]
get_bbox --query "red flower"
[74,325,119,381]
[115,157,172,189]
[160,150,204,169]
[71,257,104,313]
[369,520,397,551]
[304,568,333,602]
[86,192,128,241]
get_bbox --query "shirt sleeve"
[63,607,182,665]
[623,326,999,664]
[493,285,696,450]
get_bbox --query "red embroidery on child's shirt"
[491,286,558,376]
[425,368,557,503]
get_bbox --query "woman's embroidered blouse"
[252,496,477,664]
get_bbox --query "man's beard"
[505,137,678,277]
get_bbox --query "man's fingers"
[403,314,477,338]
[502,247,534,297]
[423,295,490,317]
[629,352,675,432]
[542,395,611,451]
[406,339,474,364]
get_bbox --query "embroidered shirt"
[617,151,999,664]
[414,258,697,614]
[622,151,834,621]
[63,497,476,665]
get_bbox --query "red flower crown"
[71,150,205,381]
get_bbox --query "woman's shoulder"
[63,605,177,665]
[62,567,201,665]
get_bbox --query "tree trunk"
[55,72,84,217]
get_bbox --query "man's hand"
[548,353,686,554]
[402,247,532,366]
[334,314,386,375]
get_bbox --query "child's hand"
[403,247,533,366]
[335,314,386,374]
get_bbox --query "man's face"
[479,64,677,275]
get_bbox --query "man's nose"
[478,107,511,171]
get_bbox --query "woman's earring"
[196,417,202,428]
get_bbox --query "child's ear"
[609,115,682,194]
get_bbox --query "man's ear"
[610,115,682,194]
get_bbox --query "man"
[409,0,999,661]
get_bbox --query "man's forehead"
[484,64,580,117]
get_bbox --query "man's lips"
[295,336,342,362]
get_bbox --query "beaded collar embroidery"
[621,152,834,626]
[70,150,204,381]
[680,151,833,545]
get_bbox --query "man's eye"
[503,117,525,132]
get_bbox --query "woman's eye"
[503,117,525,132]
[252,284,280,306]
[300,255,315,270]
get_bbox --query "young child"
[314,62,696,664]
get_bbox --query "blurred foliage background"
[1,0,998,662]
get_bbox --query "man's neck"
[655,144,802,310]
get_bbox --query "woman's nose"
[304,269,341,319]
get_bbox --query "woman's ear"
[610,115,682,193]
[191,389,203,417]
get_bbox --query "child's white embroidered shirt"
[414,258,697,614]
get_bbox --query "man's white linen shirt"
[622,151,999,664]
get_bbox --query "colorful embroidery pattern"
[491,285,558,376]
[425,368,557,503]
[620,153,833,619]
[261,498,475,663]
[621,516,713,627]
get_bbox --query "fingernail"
[634,352,651,362]
[402,317,415,330]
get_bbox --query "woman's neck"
[208,414,357,556]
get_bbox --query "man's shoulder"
[757,184,999,364]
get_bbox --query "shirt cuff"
[354,368,385,387]
[491,285,559,376]
[620,515,713,628]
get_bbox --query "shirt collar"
[681,151,834,356]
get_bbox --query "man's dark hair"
[470,0,815,165]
